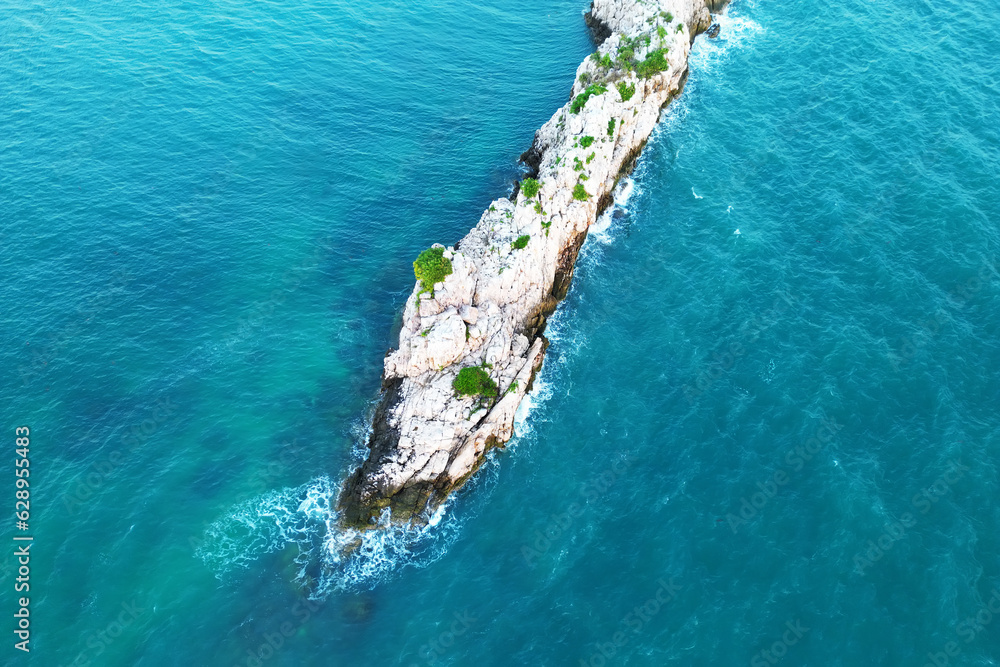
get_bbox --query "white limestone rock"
[339,0,727,528]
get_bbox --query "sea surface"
[2,0,999,664]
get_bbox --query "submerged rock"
[337,0,731,530]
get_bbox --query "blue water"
[2,0,999,664]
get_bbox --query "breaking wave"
[196,454,508,597]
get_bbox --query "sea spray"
[197,454,509,595]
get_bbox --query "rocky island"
[338,0,729,529]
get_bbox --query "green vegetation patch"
[580,135,595,148]
[617,82,636,102]
[521,177,540,199]
[590,52,613,69]
[636,48,670,78]
[616,47,635,68]
[453,366,498,398]
[511,234,530,250]
[413,246,453,295]
[570,84,607,114]
[608,118,616,137]
[572,183,589,201]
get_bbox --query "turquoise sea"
[2,0,999,664]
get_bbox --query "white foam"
[426,502,447,528]
[198,466,500,596]
[348,412,375,463]
[616,176,636,205]
[513,371,554,441]
[688,2,765,73]
[196,478,335,575]
[589,176,638,245]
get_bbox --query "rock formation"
[338,0,728,528]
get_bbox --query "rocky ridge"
[338,0,726,528]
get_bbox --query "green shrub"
[570,84,607,114]
[676,23,684,33]
[572,183,589,201]
[506,380,520,395]
[657,25,667,39]
[578,71,591,85]
[573,157,584,171]
[617,47,635,63]
[617,82,636,102]
[521,177,540,199]
[413,246,453,295]
[511,234,530,250]
[599,53,612,69]
[580,135,595,148]
[534,201,544,214]
[607,118,616,136]
[636,48,669,78]
[660,11,673,21]
[453,366,498,398]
